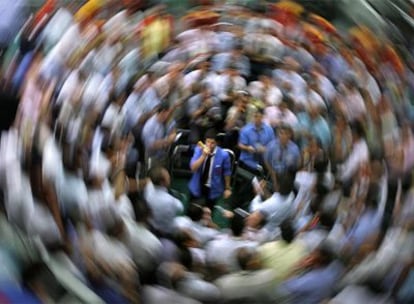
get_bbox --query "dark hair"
[21,261,50,289]
[350,121,365,138]
[204,129,217,141]
[319,211,336,230]
[157,102,170,113]
[317,241,336,265]
[105,213,125,237]
[278,172,295,196]
[148,166,167,186]
[178,247,193,270]
[366,183,379,208]
[280,219,295,243]
[236,247,255,270]
[230,213,245,237]
[254,107,265,115]
[187,202,204,222]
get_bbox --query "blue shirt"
[319,52,349,85]
[280,261,344,304]
[188,146,232,200]
[343,208,381,254]
[265,139,301,175]
[239,122,275,170]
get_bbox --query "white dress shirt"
[144,181,184,234]
[338,139,369,182]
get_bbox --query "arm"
[238,142,256,154]
[223,151,232,198]
[246,210,265,229]
[224,175,232,199]
[191,103,209,120]
[190,146,208,172]
[225,107,239,131]
[148,133,176,151]
[238,128,256,153]
[143,122,176,152]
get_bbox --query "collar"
[253,123,263,130]
[210,147,217,156]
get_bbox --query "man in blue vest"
[188,129,232,210]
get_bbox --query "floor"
[170,177,232,229]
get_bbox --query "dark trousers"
[190,185,218,210]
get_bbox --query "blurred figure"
[141,102,176,169]
[214,247,281,303]
[258,219,307,283]
[238,107,275,172]
[144,166,183,237]
[264,125,301,192]
[0,0,28,62]
[279,242,344,304]
[247,173,295,243]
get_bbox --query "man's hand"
[255,144,266,154]
[224,188,232,199]
[247,145,256,154]
[167,132,177,145]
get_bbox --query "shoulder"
[267,139,279,149]
[288,141,300,151]
[263,123,274,132]
[216,147,227,156]
[143,115,157,127]
[240,123,253,133]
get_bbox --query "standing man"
[142,102,176,169]
[238,107,275,173]
[234,107,275,207]
[188,129,232,210]
[265,125,301,192]
[144,166,184,237]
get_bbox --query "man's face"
[205,138,217,152]
[278,129,290,146]
[253,111,263,126]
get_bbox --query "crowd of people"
[1,0,414,303]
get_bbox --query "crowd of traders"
[1,0,414,303]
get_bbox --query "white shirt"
[122,219,163,273]
[339,139,369,182]
[264,106,298,128]
[174,216,219,245]
[40,7,74,53]
[84,180,115,229]
[307,89,326,110]
[342,89,367,122]
[204,148,217,187]
[55,69,82,107]
[84,229,134,274]
[316,73,337,103]
[248,81,283,106]
[59,170,88,213]
[144,181,183,234]
[205,235,258,272]
[113,194,135,220]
